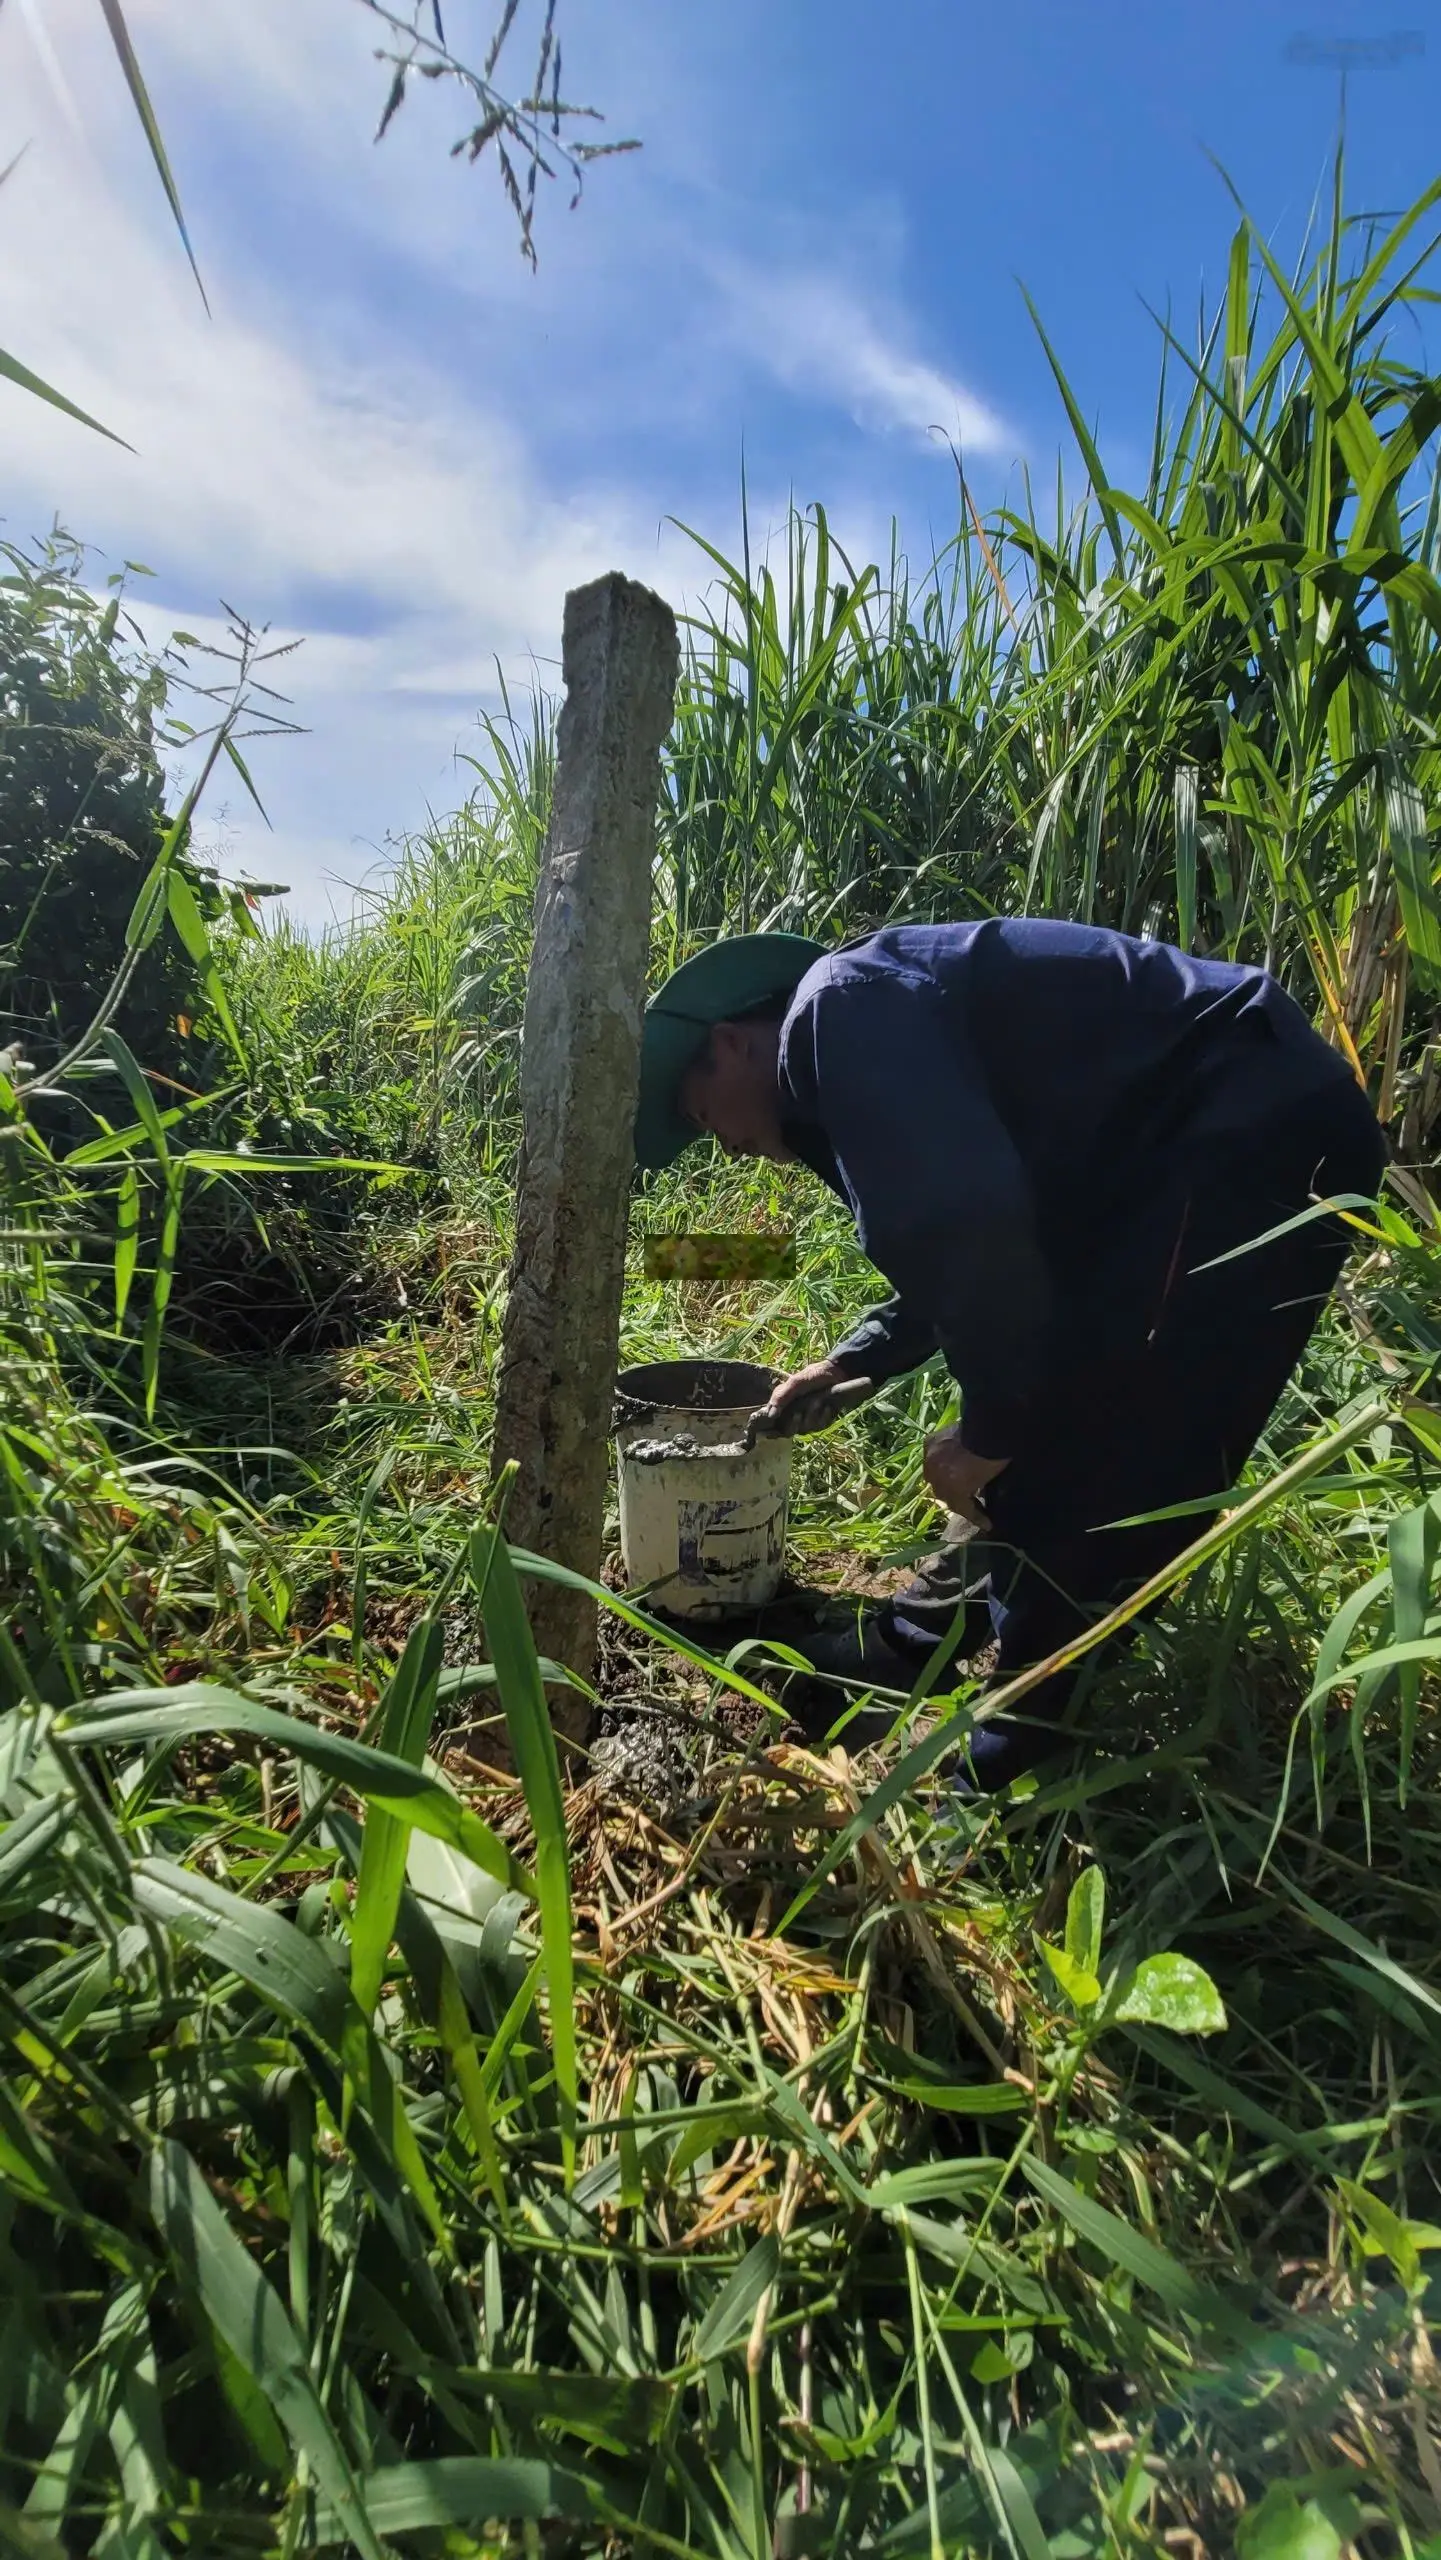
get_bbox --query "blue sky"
[2,0,1437,922]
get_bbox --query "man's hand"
[752,1359,874,1438]
[923,1426,1009,1527]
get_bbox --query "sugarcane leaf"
[0,344,131,446]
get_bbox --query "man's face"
[678,1019,793,1161]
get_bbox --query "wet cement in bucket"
[614,1358,777,1460]
[625,1430,747,1464]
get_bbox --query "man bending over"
[633,920,1385,1789]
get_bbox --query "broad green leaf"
[986,2437,1052,2560]
[1336,2176,1441,2288]
[0,1797,72,1897]
[1114,1953,1227,2036]
[222,732,271,823]
[1038,1938,1101,2008]
[97,1035,171,1164]
[105,2288,171,2542]
[179,1149,401,1177]
[20,2287,150,2536]
[887,2079,1028,2115]
[210,2332,289,2475]
[1174,763,1199,952]
[1383,746,1441,996]
[149,2141,383,2560]
[0,2079,86,2220]
[132,1857,350,2052]
[1064,1865,1106,1977]
[1237,2483,1359,2560]
[141,1167,183,1420]
[1307,1564,1392,1718]
[970,2332,1033,2382]
[1386,1490,1441,1804]
[870,2159,1008,2210]
[64,1095,211,1167]
[123,852,172,955]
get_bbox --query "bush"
[0,533,201,1079]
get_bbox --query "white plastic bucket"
[614,1358,792,1619]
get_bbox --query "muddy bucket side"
[614,1360,792,1618]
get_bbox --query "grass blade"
[349,1617,446,2018]
[0,344,131,446]
[1020,2158,1224,2321]
[134,1858,447,2244]
[63,1690,528,1895]
[312,2455,607,2544]
[164,869,245,1065]
[95,0,208,308]
[150,2139,383,2560]
[470,1514,576,2168]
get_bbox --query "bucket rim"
[614,1356,776,1419]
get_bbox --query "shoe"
[759,1600,943,1747]
[788,1600,934,1690]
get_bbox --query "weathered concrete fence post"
[491,572,679,1742]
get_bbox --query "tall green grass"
[229,157,1441,1174]
[2,155,1440,2556]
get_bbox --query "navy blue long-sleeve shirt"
[775,920,1352,1459]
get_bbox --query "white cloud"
[0,0,1013,922]
[716,260,1012,455]
[0,0,680,917]
[0,16,658,640]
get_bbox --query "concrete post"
[491,572,679,1744]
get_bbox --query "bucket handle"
[610,1395,659,1434]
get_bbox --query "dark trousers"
[888,1067,1387,1788]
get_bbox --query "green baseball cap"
[633,932,827,1171]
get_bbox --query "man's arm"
[827,1294,940,1385]
[758,1294,935,1441]
[781,965,1053,1460]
